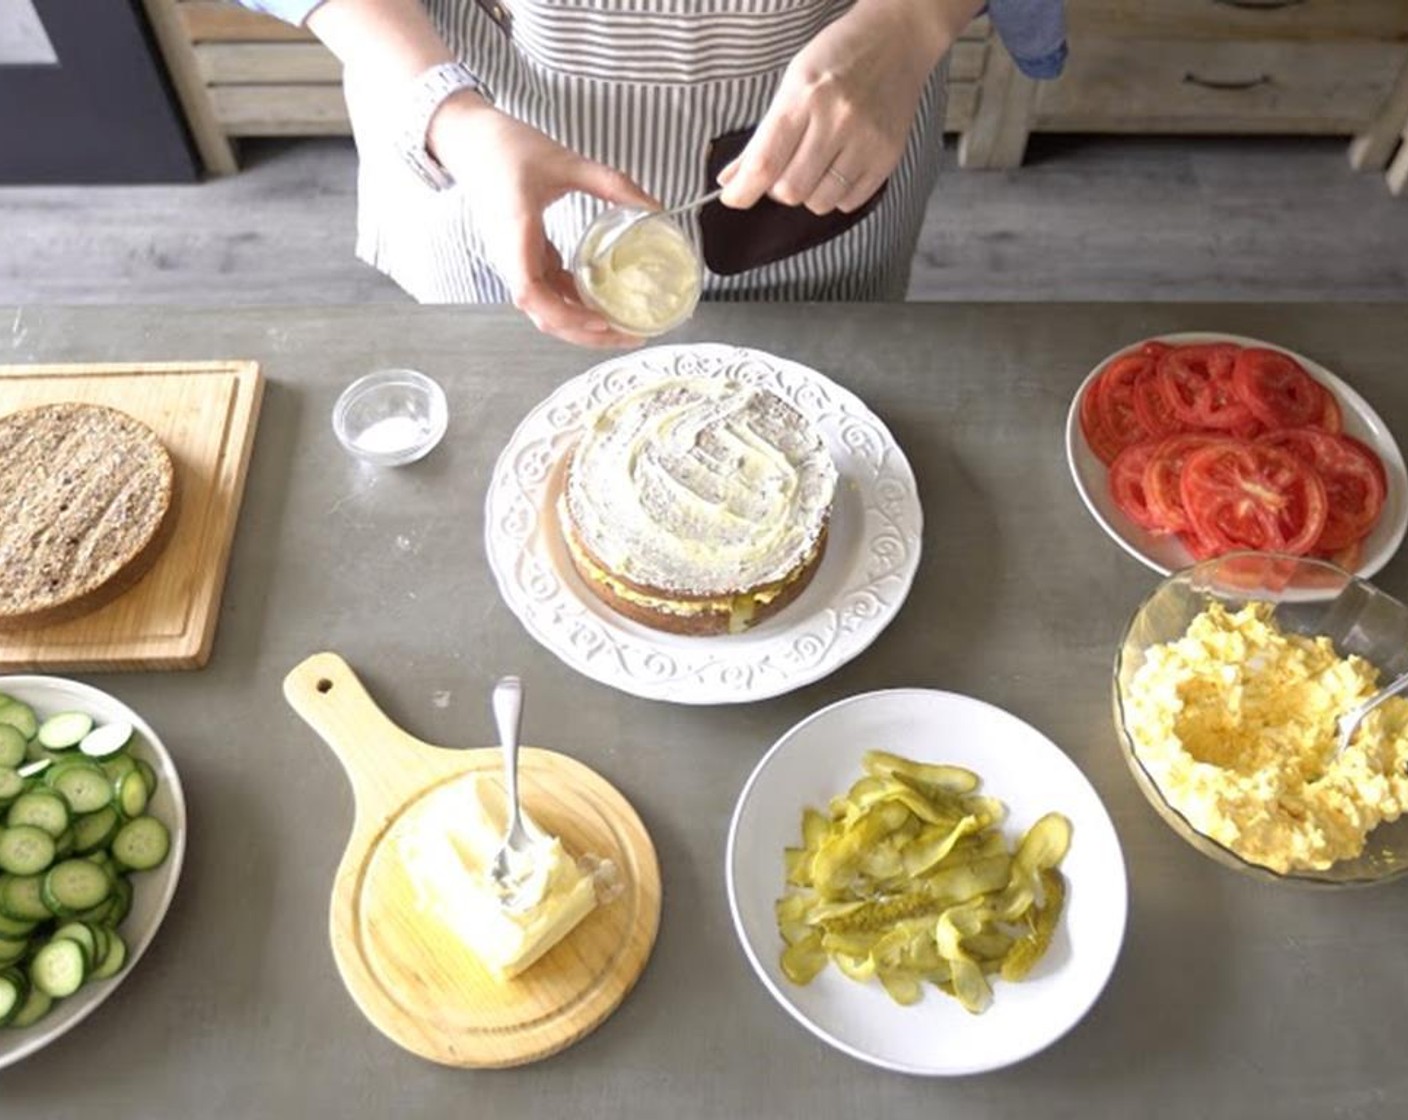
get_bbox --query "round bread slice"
[0,402,177,631]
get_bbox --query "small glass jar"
[572,207,703,337]
[332,368,448,467]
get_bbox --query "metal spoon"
[1336,669,1408,754]
[591,187,723,259]
[489,675,535,905]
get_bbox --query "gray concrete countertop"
[2,303,1407,1118]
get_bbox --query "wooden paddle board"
[283,652,661,1068]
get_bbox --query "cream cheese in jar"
[574,209,703,336]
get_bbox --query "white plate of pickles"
[726,689,1127,1076]
[0,676,185,1070]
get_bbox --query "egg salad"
[1123,601,1408,874]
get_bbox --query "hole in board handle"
[316,679,333,694]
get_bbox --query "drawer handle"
[1212,0,1305,10]
[1183,71,1272,91]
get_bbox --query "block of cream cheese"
[399,776,598,981]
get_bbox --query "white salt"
[355,415,426,455]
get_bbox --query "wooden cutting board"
[283,652,662,1068]
[0,360,263,670]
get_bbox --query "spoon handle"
[492,676,526,840]
[1340,668,1408,748]
[662,186,723,219]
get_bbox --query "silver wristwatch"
[395,60,493,191]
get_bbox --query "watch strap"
[396,60,493,191]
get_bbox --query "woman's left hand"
[718,0,976,215]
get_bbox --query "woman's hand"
[428,92,658,348]
[718,0,977,215]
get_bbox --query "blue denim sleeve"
[233,0,327,25]
[985,0,1068,80]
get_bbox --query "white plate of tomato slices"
[1065,332,1408,578]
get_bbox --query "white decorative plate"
[1065,332,1408,578]
[485,344,923,704]
[727,689,1128,1076]
[0,676,186,1070]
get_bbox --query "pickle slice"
[774,753,1074,1013]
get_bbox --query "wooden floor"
[2,134,1405,305]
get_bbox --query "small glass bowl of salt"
[332,368,448,467]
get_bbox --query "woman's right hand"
[427,92,658,348]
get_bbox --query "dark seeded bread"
[0,402,177,631]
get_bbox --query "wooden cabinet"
[958,0,1408,194]
[141,2,987,176]
[143,0,1408,194]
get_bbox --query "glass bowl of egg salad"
[572,207,703,337]
[1113,551,1408,886]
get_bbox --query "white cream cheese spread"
[398,777,597,981]
[563,377,838,596]
[576,212,702,335]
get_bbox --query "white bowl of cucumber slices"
[0,676,185,1070]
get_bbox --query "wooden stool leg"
[958,46,1038,171]
[1387,140,1408,197]
[1349,55,1408,175]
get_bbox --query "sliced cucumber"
[7,790,69,838]
[0,875,51,923]
[99,754,137,784]
[0,702,37,743]
[0,968,23,1025]
[30,938,86,998]
[0,768,24,806]
[135,758,158,799]
[104,876,133,928]
[0,826,56,876]
[111,816,169,872]
[0,910,36,938]
[116,771,148,818]
[51,921,97,970]
[5,982,51,1028]
[90,929,127,981]
[0,934,28,964]
[42,860,111,915]
[36,712,93,752]
[0,726,25,769]
[16,758,51,780]
[79,721,132,759]
[51,766,113,814]
[73,807,121,855]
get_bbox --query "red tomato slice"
[1232,348,1323,429]
[1144,434,1226,533]
[1132,367,1186,438]
[1177,529,1218,561]
[1108,440,1164,531]
[1311,384,1343,434]
[1079,375,1120,465]
[1257,428,1387,549]
[1157,344,1252,431]
[1180,442,1328,556]
[1313,538,1364,573]
[1140,340,1174,359]
[1081,352,1154,465]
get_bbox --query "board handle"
[283,651,442,815]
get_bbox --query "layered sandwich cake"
[559,376,837,635]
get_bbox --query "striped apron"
[344,0,947,303]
